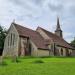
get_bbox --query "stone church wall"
[37,49,49,56]
[36,28,50,40]
[3,24,19,57]
[30,40,38,56]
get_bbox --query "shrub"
[34,60,44,63]
[41,56,52,58]
[0,61,7,66]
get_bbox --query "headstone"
[12,55,18,62]
[0,56,3,65]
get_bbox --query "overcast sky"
[0,0,75,42]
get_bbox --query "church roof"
[13,23,74,50]
[55,17,62,31]
[38,27,73,49]
[13,23,49,50]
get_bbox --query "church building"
[3,18,75,57]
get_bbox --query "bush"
[34,60,44,63]
[0,61,7,66]
[41,56,52,58]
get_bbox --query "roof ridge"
[13,22,35,32]
[38,27,63,40]
[38,27,73,49]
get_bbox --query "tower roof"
[55,17,63,38]
[56,17,62,31]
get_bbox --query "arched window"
[13,34,15,46]
[8,36,10,46]
[66,49,71,56]
[10,33,12,46]
[10,33,15,46]
[61,48,63,56]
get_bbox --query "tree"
[70,37,75,48]
[0,25,7,55]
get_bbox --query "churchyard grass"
[0,56,75,75]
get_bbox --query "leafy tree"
[0,25,7,55]
[70,37,75,48]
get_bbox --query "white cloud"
[0,0,75,42]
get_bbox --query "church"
[3,18,75,57]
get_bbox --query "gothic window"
[66,49,71,56]
[8,36,10,46]
[13,34,15,46]
[10,33,15,46]
[69,50,72,56]
[61,48,63,55]
[10,33,12,46]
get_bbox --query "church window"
[13,34,15,46]
[8,36,10,46]
[10,33,12,46]
[61,48,63,55]
[10,33,15,46]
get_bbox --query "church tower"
[55,17,63,38]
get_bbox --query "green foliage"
[70,37,75,48]
[71,40,75,45]
[34,60,44,63]
[0,60,7,66]
[0,25,7,49]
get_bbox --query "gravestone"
[0,56,3,65]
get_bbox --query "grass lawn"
[0,57,75,75]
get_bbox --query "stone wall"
[57,47,66,56]
[3,24,19,57]
[19,37,29,56]
[30,40,38,56]
[56,46,75,56]
[37,49,49,56]
[36,28,50,40]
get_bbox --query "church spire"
[55,17,63,38]
[56,17,61,30]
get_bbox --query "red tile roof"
[38,27,73,49]
[13,23,74,50]
[13,23,49,50]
